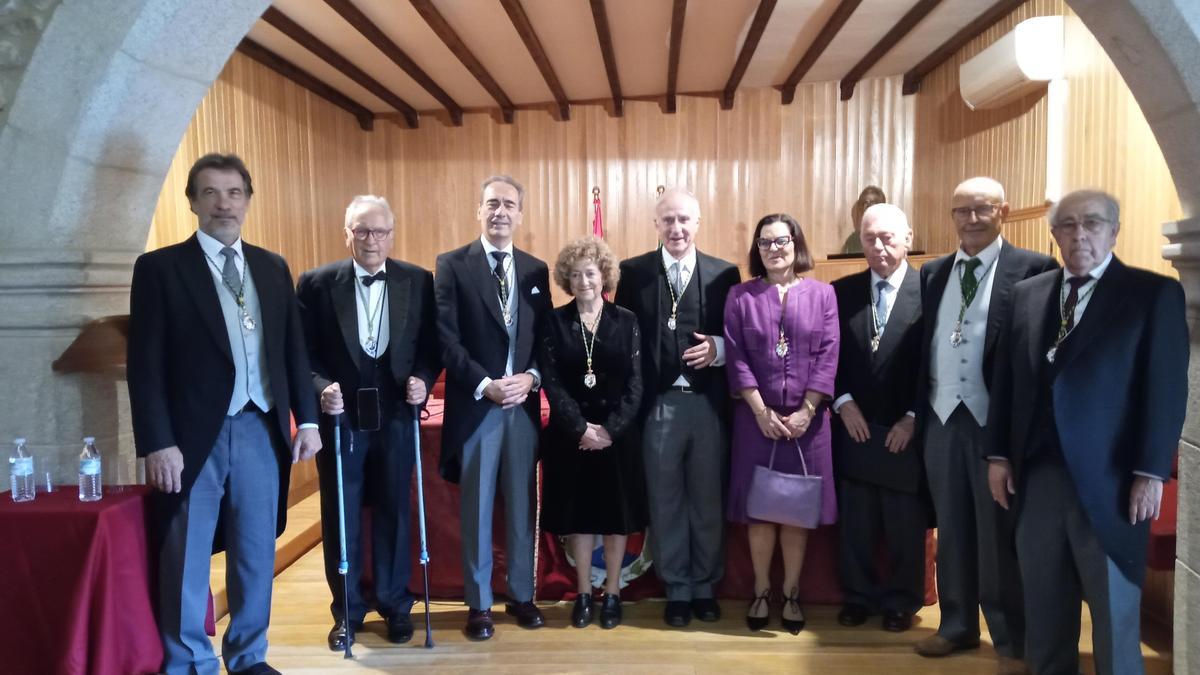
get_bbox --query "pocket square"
[531,286,541,295]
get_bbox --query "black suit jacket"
[434,240,551,482]
[986,258,1188,583]
[917,240,1058,430]
[127,234,318,541]
[613,248,741,418]
[295,257,441,428]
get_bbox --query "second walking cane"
[333,413,354,659]
[412,404,434,648]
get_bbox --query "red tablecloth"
[0,487,162,675]
[397,398,936,605]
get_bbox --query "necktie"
[220,247,242,297]
[875,279,890,330]
[361,272,387,287]
[1063,276,1089,331]
[959,257,983,307]
[491,251,510,307]
[669,261,683,296]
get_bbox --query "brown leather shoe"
[913,634,981,657]
[504,600,546,629]
[465,608,494,641]
[997,656,1030,675]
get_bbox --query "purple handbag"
[746,438,823,529]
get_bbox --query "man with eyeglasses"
[613,188,740,627]
[296,195,441,651]
[913,177,1056,674]
[434,175,551,640]
[985,189,1186,675]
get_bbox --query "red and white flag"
[591,187,604,239]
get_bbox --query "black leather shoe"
[386,612,415,643]
[326,618,362,652]
[781,590,806,635]
[746,590,771,632]
[691,598,721,622]
[505,600,546,628]
[599,594,622,629]
[881,609,913,632]
[229,664,281,675]
[664,600,692,627]
[837,603,871,627]
[571,594,594,628]
[465,608,494,641]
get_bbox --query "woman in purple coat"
[724,213,839,635]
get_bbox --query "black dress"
[539,301,648,535]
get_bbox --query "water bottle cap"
[13,437,26,444]
[83,437,95,443]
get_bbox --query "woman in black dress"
[539,237,646,630]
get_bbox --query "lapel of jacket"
[1052,257,1129,373]
[872,266,920,371]
[843,270,874,352]
[984,243,1021,360]
[1025,272,1061,377]
[179,234,233,363]
[333,259,361,361]
[470,239,507,332]
[642,251,665,374]
[514,247,538,360]
[386,258,412,345]
[244,243,285,371]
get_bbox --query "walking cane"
[333,413,354,659]
[412,404,434,648]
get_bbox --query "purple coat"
[723,277,840,525]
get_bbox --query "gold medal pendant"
[504,312,513,326]
[775,338,789,358]
[583,372,597,388]
[365,336,377,355]
[870,335,880,353]
[667,316,677,331]
[949,329,963,347]
[241,312,256,332]
[1046,346,1057,364]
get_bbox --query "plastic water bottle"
[9,437,34,502]
[78,437,102,502]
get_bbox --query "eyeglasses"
[950,204,1000,219]
[1052,217,1112,234]
[756,236,793,250]
[351,228,393,241]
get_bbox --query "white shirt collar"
[1064,252,1113,282]
[197,229,243,260]
[352,259,387,281]
[870,259,909,290]
[661,245,697,273]
[954,234,1003,268]
[480,234,514,258]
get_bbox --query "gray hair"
[953,176,1006,203]
[344,195,394,229]
[861,203,911,233]
[1048,189,1120,227]
[480,175,525,210]
[655,186,700,213]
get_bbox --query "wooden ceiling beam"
[237,39,375,131]
[902,0,1024,95]
[410,0,515,123]
[262,7,417,128]
[665,0,687,114]
[322,0,463,125]
[499,0,569,121]
[721,0,778,110]
[779,0,861,104]
[840,0,941,101]
[589,0,623,117]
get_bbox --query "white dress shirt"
[352,259,390,356]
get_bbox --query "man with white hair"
[831,203,926,633]
[296,195,441,651]
[986,189,1187,674]
[914,177,1057,674]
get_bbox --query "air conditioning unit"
[959,16,1064,110]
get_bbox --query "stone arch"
[0,0,1196,667]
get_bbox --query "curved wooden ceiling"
[240,0,1025,129]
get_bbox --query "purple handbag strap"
[766,438,810,476]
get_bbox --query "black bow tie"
[361,272,387,287]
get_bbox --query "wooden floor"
[213,544,1173,674]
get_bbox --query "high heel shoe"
[781,588,806,635]
[745,589,771,632]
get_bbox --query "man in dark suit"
[914,177,1057,674]
[987,189,1187,675]
[831,204,926,633]
[614,188,740,627]
[434,175,551,640]
[296,195,440,651]
[128,154,321,675]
